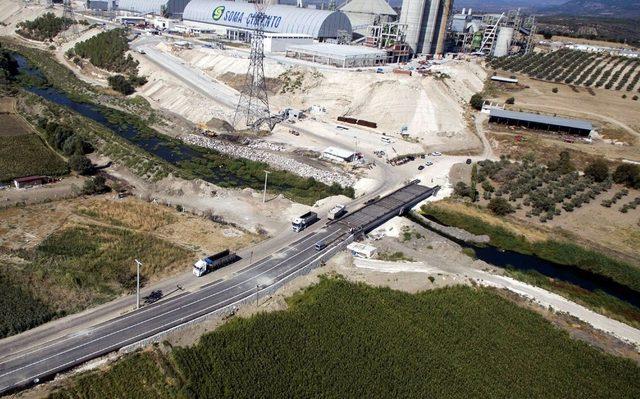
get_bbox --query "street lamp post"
[262,170,271,203]
[135,259,143,310]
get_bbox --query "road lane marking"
[0,227,331,364]
[0,229,345,386]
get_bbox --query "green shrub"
[584,159,609,182]
[68,154,93,175]
[488,197,514,216]
[108,74,134,95]
[470,93,484,110]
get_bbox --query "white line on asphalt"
[0,229,345,388]
[0,227,329,365]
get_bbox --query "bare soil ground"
[488,129,640,168]
[488,75,640,140]
[0,195,260,256]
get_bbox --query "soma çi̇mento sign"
[211,5,283,29]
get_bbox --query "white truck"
[292,211,319,232]
[327,204,347,221]
[193,250,241,277]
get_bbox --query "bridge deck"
[339,184,435,231]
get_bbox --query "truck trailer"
[193,250,241,277]
[292,211,319,232]
[327,204,347,220]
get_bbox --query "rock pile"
[182,134,355,187]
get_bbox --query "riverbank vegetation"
[50,278,640,398]
[6,42,351,203]
[16,13,73,42]
[420,202,640,293]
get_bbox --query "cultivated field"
[0,196,260,338]
[489,49,640,93]
[49,279,640,398]
[0,134,68,182]
[0,97,68,182]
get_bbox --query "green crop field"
[51,278,640,398]
[0,132,68,182]
[0,224,191,338]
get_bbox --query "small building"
[263,33,313,53]
[346,242,377,259]
[322,146,357,163]
[13,176,49,189]
[285,43,387,68]
[489,108,593,136]
[283,108,303,120]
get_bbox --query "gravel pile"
[182,134,355,187]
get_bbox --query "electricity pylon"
[232,1,273,132]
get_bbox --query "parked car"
[429,152,442,156]
[418,165,425,171]
[466,158,472,165]
[425,161,434,166]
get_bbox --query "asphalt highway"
[0,184,437,395]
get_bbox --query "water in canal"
[417,215,640,308]
[13,52,640,311]
[13,53,242,186]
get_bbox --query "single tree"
[584,159,609,182]
[470,93,484,111]
[68,154,93,175]
[613,164,640,188]
[82,175,108,195]
[488,197,514,216]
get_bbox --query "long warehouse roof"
[183,0,352,38]
[340,0,397,16]
[116,0,168,14]
[489,108,593,131]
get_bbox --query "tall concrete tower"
[399,0,450,56]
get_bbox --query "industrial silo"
[493,27,514,57]
[399,0,427,54]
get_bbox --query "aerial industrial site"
[0,0,639,397]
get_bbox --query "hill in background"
[541,0,640,18]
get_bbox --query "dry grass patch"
[76,197,177,231]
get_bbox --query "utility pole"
[262,170,271,203]
[135,259,143,309]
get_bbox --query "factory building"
[398,0,452,56]
[285,43,386,68]
[114,0,192,17]
[340,0,397,37]
[182,0,352,40]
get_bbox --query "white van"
[380,137,393,144]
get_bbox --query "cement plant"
[0,0,639,397]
